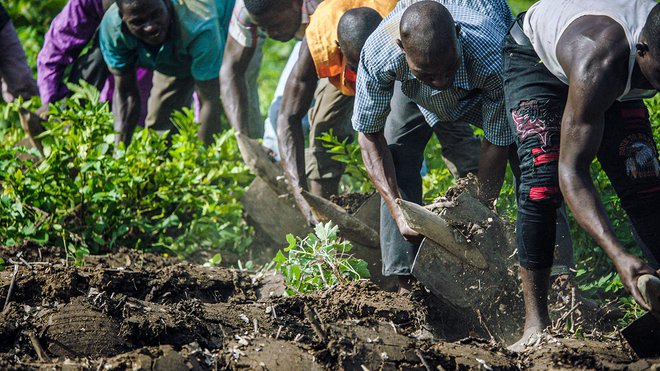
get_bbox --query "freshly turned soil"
[329,192,375,214]
[0,246,656,370]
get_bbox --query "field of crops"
[0,0,659,368]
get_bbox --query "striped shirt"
[228,0,322,48]
[352,0,515,146]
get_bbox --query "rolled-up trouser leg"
[145,72,195,136]
[512,166,574,275]
[306,78,354,181]
[598,100,660,265]
[380,84,432,276]
[503,31,568,271]
[551,204,574,275]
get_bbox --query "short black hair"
[244,0,279,16]
[400,1,456,61]
[337,8,383,63]
[643,4,660,53]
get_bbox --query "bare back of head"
[337,7,383,69]
[399,1,457,63]
[398,1,460,89]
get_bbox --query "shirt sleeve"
[37,0,103,104]
[189,26,224,81]
[351,48,396,134]
[480,69,514,146]
[99,5,138,75]
[227,0,265,48]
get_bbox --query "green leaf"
[273,250,286,265]
[353,260,371,278]
[285,234,296,251]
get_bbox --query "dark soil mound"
[329,192,375,214]
[0,247,656,370]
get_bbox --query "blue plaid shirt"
[352,0,515,146]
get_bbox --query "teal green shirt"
[100,0,234,81]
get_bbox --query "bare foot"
[507,325,548,353]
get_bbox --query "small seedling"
[273,221,370,296]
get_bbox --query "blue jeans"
[380,83,482,276]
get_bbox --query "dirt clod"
[0,246,657,370]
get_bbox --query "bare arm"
[277,39,318,198]
[359,131,420,241]
[220,36,257,136]
[477,139,510,205]
[557,17,656,308]
[195,77,221,146]
[112,70,141,146]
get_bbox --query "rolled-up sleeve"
[351,47,395,134]
[189,28,223,81]
[227,0,265,48]
[37,0,103,104]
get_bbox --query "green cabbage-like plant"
[273,221,370,296]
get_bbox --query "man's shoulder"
[100,3,128,43]
[172,0,222,30]
[558,17,631,81]
[100,3,123,30]
[361,18,403,73]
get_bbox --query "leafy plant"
[0,82,253,262]
[203,253,223,267]
[318,129,373,193]
[273,221,370,296]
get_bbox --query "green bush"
[318,129,374,193]
[0,83,252,264]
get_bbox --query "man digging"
[503,0,660,351]
[276,1,396,225]
[353,0,514,294]
[100,0,233,146]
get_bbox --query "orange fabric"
[306,0,396,96]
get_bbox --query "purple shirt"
[37,0,151,124]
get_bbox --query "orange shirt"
[306,0,397,96]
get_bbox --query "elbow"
[358,131,381,146]
[557,163,579,197]
[220,61,245,83]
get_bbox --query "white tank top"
[523,0,657,101]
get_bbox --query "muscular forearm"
[277,74,317,190]
[559,167,623,257]
[196,78,221,146]
[220,70,251,135]
[113,75,141,146]
[358,132,403,218]
[477,139,510,204]
[278,112,307,190]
